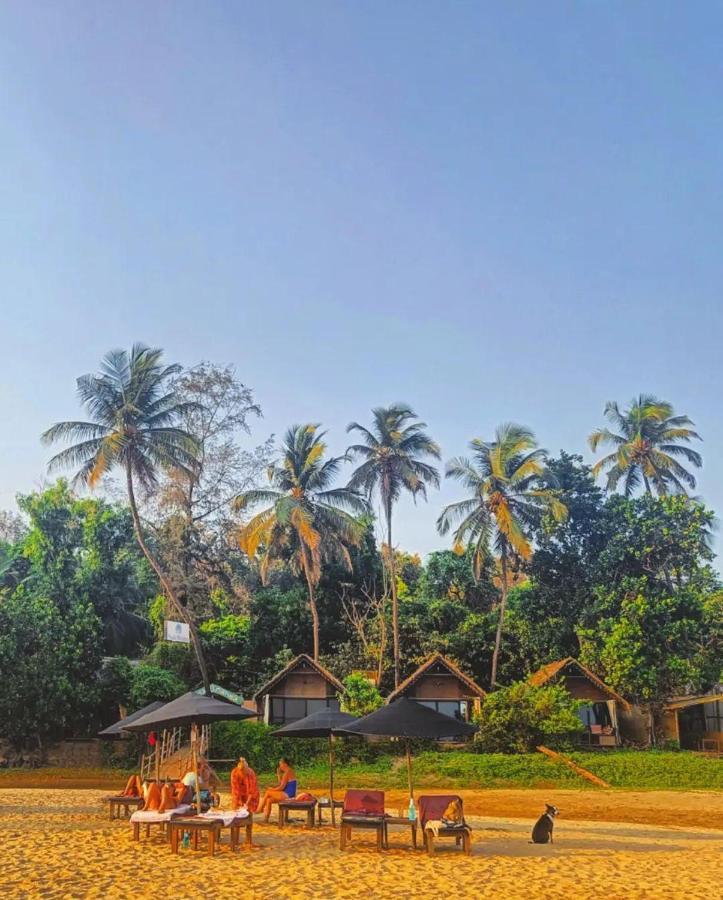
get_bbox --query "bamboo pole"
[329,734,336,827]
[191,724,202,815]
[406,740,414,801]
[154,732,160,783]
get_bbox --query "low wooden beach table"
[168,813,253,855]
[278,799,317,828]
[383,815,418,850]
[316,798,344,825]
[106,795,143,820]
[168,816,223,856]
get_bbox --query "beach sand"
[2,788,721,899]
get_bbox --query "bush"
[339,673,384,717]
[474,681,584,753]
[130,663,185,711]
[211,720,325,773]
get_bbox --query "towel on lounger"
[130,804,192,824]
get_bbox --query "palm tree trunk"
[490,553,508,686]
[386,504,400,688]
[125,464,212,695]
[304,567,321,662]
[376,596,387,688]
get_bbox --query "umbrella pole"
[329,734,335,827]
[191,724,202,815]
[406,740,414,802]
[154,732,160,783]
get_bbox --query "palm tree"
[41,344,213,693]
[346,405,441,687]
[437,423,567,686]
[235,424,368,661]
[589,395,702,496]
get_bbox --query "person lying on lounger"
[141,780,190,812]
[120,774,144,798]
[181,758,220,808]
[259,757,297,823]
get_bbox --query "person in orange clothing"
[230,756,260,813]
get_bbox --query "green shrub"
[211,720,325,773]
[339,673,384,717]
[130,663,185,710]
[474,681,584,753]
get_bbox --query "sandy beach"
[2,788,721,899]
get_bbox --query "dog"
[530,804,560,844]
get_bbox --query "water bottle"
[408,797,416,822]
[182,831,190,849]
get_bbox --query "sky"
[0,2,721,560]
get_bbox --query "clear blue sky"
[1,2,721,559]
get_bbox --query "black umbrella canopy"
[121,691,255,733]
[271,709,358,738]
[339,698,477,740]
[98,701,166,738]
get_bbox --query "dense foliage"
[0,350,720,753]
[473,682,584,753]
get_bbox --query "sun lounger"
[105,795,144,820]
[339,790,386,850]
[418,795,471,855]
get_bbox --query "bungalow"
[529,657,631,747]
[387,652,486,721]
[661,689,723,751]
[254,654,344,726]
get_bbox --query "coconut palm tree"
[346,404,441,687]
[235,424,368,661]
[41,344,213,692]
[437,423,566,686]
[589,395,702,496]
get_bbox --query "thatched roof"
[387,652,486,703]
[253,653,345,701]
[529,657,630,710]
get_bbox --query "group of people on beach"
[121,755,298,823]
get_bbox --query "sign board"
[194,683,245,706]
[164,620,190,643]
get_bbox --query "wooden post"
[329,734,336,827]
[406,740,414,801]
[154,732,160,783]
[191,724,202,815]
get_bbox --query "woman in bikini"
[259,757,297,822]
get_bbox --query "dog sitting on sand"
[530,804,559,844]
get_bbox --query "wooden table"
[229,814,253,849]
[383,815,418,850]
[279,800,317,828]
[316,799,344,825]
[168,817,223,856]
[107,796,144,820]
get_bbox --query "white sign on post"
[164,620,190,643]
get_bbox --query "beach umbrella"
[272,709,357,826]
[339,698,477,801]
[97,701,166,738]
[123,691,256,812]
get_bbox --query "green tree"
[0,591,102,748]
[236,424,368,661]
[130,663,186,710]
[346,404,441,687]
[589,395,702,496]
[41,343,212,692]
[13,482,154,655]
[339,673,384,717]
[438,424,566,685]
[474,681,583,753]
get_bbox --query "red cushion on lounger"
[418,795,463,828]
[343,790,385,816]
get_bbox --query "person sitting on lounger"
[259,757,297,823]
[230,756,260,813]
[181,758,220,808]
